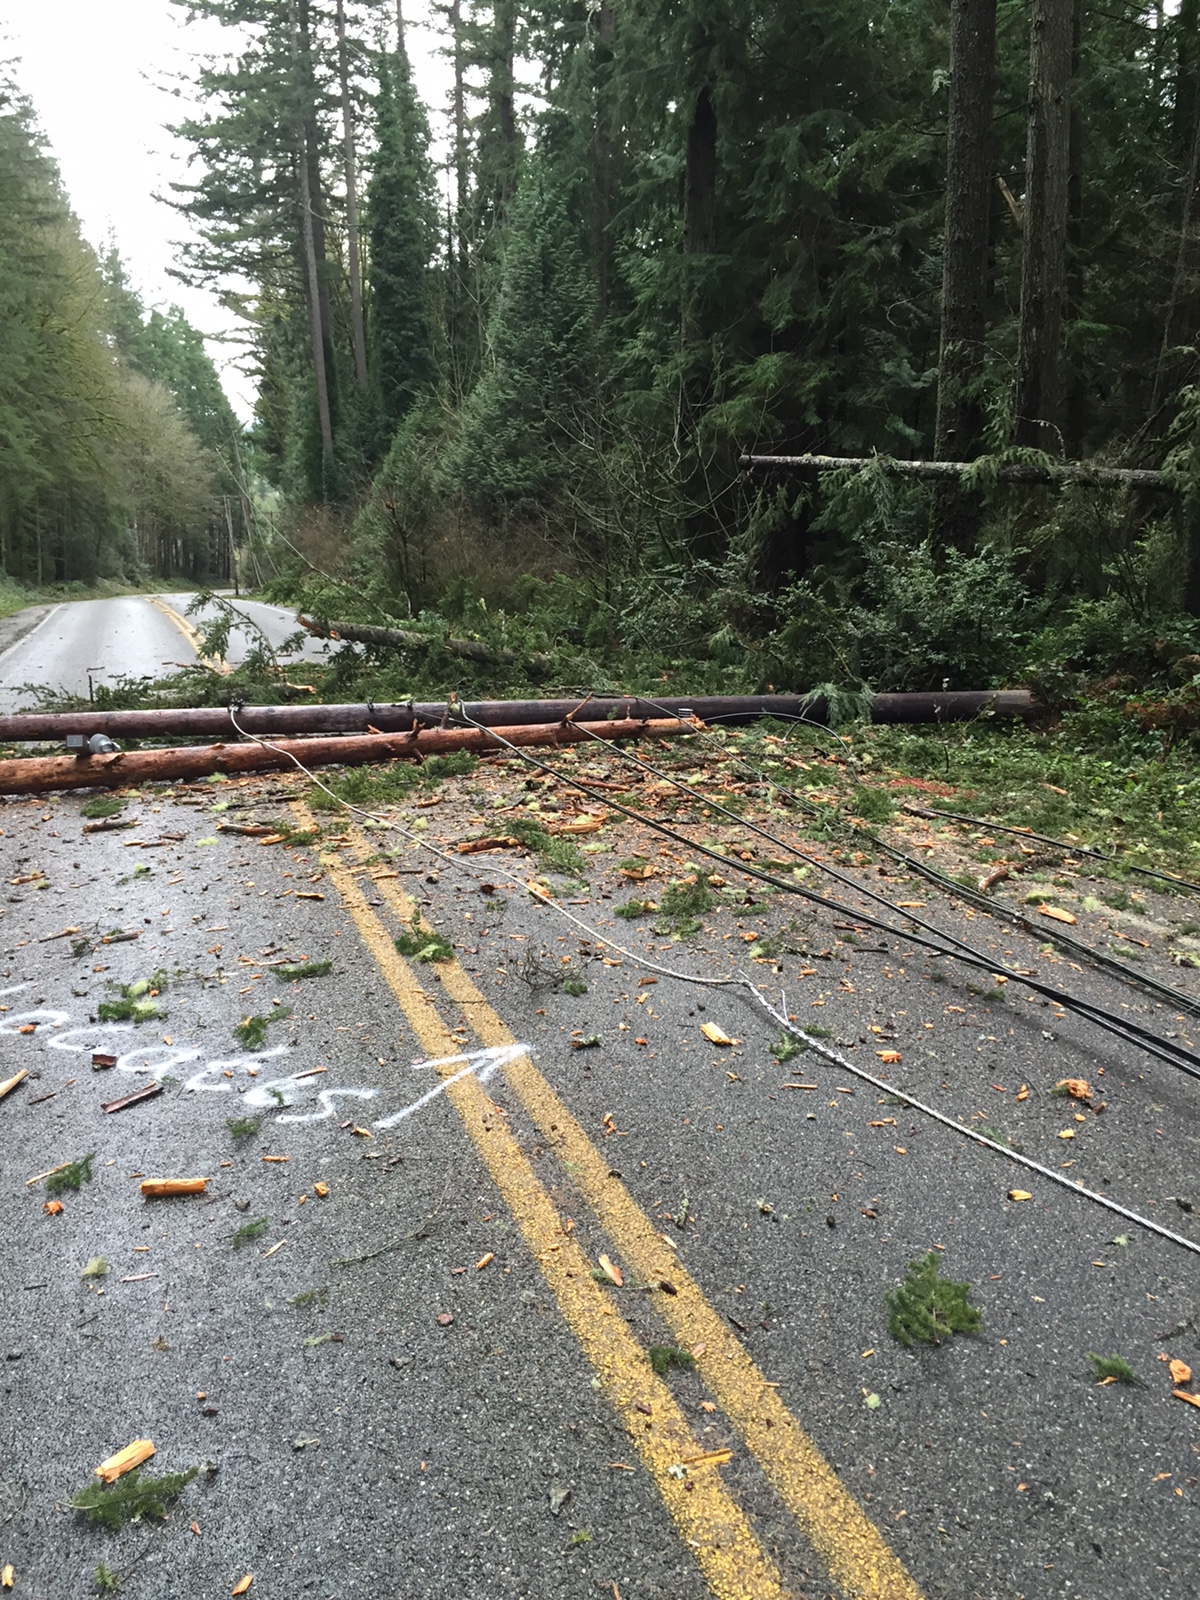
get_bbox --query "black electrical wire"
[554,715,1200,1079]
[632,700,1200,1020]
[900,802,1200,896]
[451,707,1200,1084]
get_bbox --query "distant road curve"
[0,592,330,714]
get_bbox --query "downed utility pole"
[739,454,1168,490]
[0,690,1041,745]
[0,717,695,796]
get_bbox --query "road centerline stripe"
[336,817,924,1600]
[309,822,790,1600]
[146,595,232,675]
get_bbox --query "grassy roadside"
[789,707,1200,880]
[0,577,189,622]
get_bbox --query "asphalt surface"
[0,594,330,711]
[0,605,1198,1600]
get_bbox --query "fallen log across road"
[0,716,697,795]
[0,689,1041,744]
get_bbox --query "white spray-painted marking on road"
[372,1043,529,1130]
[0,987,531,1138]
[183,1046,290,1094]
[276,1086,378,1123]
[47,1023,135,1053]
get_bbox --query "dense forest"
[8,1,1200,695]
[0,72,241,589]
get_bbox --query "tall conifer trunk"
[682,78,717,347]
[1014,0,1073,452]
[288,0,334,476]
[591,0,615,318]
[934,0,997,468]
[336,0,368,392]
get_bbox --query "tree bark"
[591,0,616,318]
[932,0,998,549]
[1014,0,1074,452]
[1152,103,1200,414]
[0,720,697,796]
[740,453,1169,489]
[289,0,335,472]
[682,69,717,346]
[336,0,368,392]
[1176,0,1200,163]
[0,690,1043,746]
[934,0,997,465]
[297,614,558,673]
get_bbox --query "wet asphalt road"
[0,747,1196,1600]
[0,594,328,711]
[0,596,1197,1599]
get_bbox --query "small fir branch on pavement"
[1086,1351,1140,1384]
[770,1034,806,1062]
[648,1344,696,1376]
[394,917,453,963]
[46,1153,95,1195]
[81,796,126,819]
[886,1251,982,1347]
[653,877,713,937]
[97,971,168,1023]
[271,960,332,982]
[67,1466,199,1529]
[233,1007,291,1050]
[232,1216,269,1249]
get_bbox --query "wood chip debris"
[140,1177,209,1198]
[0,1068,28,1103]
[95,1439,155,1483]
[101,1082,162,1114]
[699,1022,737,1046]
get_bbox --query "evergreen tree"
[367,41,438,444]
[443,169,596,525]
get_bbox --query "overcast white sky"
[0,0,451,421]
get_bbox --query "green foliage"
[67,1467,199,1529]
[1086,1351,1140,1384]
[614,898,654,919]
[848,785,894,823]
[507,815,585,879]
[886,1252,982,1348]
[561,977,588,996]
[271,960,332,983]
[97,984,164,1024]
[654,878,714,937]
[769,1034,806,1063]
[648,1344,696,1376]
[232,1216,269,1249]
[233,1008,290,1050]
[94,1563,120,1593]
[368,45,438,445]
[46,1153,95,1196]
[81,796,126,819]
[225,1115,262,1140]
[394,918,453,963]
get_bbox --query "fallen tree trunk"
[739,453,1168,490]
[0,690,1041,745]
[0,717,695,795]
[297,614,558,674]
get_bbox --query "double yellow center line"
[305,807,923,1600]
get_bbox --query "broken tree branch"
[297,615,558,674]
[739,453,1168,489]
